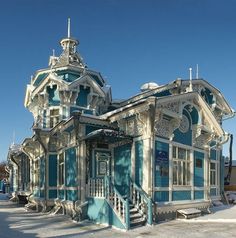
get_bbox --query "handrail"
[105,176,130,230]
[130,178,153,225]
[87,178,105,197]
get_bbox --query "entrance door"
[94,150,111,178]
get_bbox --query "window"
[59,153,64,186]
[50,109,59,128]
[210,162,216,185]
[173,146,191,186]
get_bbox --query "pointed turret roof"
[50,18,85,68]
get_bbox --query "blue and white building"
[8,21,235,229]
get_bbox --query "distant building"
[225,160,236,185]
[7,21,235,229]
[7,144,30,193]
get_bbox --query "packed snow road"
[1,194,236,238]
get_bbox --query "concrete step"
[130,217,146,228]
[130,212,142,220]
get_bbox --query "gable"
[155,92,224,137]
[69,74,106,98]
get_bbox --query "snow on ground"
[1,193,236,238]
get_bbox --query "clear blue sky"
[0,0,235,162]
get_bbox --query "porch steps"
[129,203,146,228]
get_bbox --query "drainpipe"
[225,134,233,185]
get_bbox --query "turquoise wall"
[154,191,169,202]
[194,190,204,199]
[87,198,126,229]
[173,191,191,200]
[65,147,77,187]
[155,141,169,188]
[65,147,78,201]
[49,190,57,199]
[76,85,90,107]
[210,149,217,160]
[194,151,204,187]
[114,143,131,196]
[135,140,143,186]
[48,154,57,199]
[49,154,57,187]
[173,109,192,146]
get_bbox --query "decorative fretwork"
[117,112,147,137]
[155,117,181,139]
[179,115,190,133]
[193,133,215,149]
[155,119,172,139]
[164,101,180,114]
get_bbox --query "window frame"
[49,108,60,128]
[210,161,217,186]
[172,146,191,186]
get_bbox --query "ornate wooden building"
[7,21,234,229]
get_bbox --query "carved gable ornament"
[154,93,223,147]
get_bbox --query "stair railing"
[104,176,130,230]
[130,178,153,225]
[87,178,105,198]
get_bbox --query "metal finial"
[189,67,192,80]
[189,67,193,92]
[12,130,15,145]
[196,64,199,79]
[68,18,71,38]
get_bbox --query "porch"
[85,176,153,230]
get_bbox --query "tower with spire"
[25,18,111,129]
